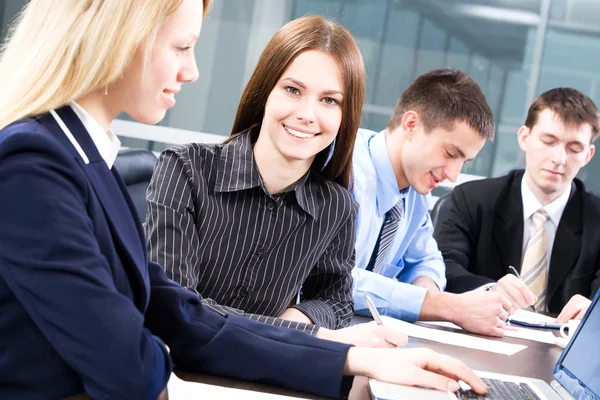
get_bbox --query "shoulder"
[161,142,223,165]
[313,174,358,219]
[155,142,224,176]
[453,170,521,201]
[0,118,75,166]
[575,179,600,215]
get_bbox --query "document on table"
[420,320,558,345]
[167,373,311,399]
[381,316,527,355]
[508,309,561,329]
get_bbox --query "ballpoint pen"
[365,295,384,325]
[508,265,537,313]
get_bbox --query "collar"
[521,173,570,226]
[369,129,405,216]
[214,130,323,219]
[69,101,120,168]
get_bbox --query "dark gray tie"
[366,199,404,274]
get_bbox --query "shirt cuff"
[292,300,337,329]
[389,283,428,322]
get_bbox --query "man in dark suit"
[435,88,600,323]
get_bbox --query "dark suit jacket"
[0,106,352,400]
[434,169,600,313]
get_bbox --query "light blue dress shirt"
[352,128,446,321]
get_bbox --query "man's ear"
[517,125,530,152]
[401,111,418,140]
[583,144,595,167]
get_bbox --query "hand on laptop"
[451,291,512,337]
[344,347,488,395]
[491,274,537,313]
[317,323,408,348]
[556,294,591,323]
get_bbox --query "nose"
[296,97,316,124]
[179,53,199,83]
[551,145,567,165]
[444,160,462,183]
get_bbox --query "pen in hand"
[508,265,537,313]
[365,295,384,326]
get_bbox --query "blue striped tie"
[367,199,404,274]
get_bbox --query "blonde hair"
[0,0,211,129]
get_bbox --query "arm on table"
[0,134,170,400]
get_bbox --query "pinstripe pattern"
[145,131,357,334]
[521,209,550,309]
[368,199,404,274]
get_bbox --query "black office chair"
[114,148,158,222]
[430,192,452,233]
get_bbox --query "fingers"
[411,367,461,392]
[575,307,587,320]
[383,329,409,347]
[498,293,513,314]
[419,352,488,395]
[556,308,573,324]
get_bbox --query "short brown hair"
[228,16,365,189]
[387,68,495,141]
[525,88,600,142]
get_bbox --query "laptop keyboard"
[457,378,542,400]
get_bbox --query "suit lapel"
[43,106,149,309]
[493,171,525,274]
[547,186,582,303]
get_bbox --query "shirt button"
[239,287,248,298]
[256,246,264,255]
[266,202,275,211]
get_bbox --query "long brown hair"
[227,16,365,189]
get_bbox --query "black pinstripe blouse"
[145,131,356,334]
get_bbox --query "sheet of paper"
[509,309,557,324]
[381,316,527,355]
[167,373,310,399]
[420,320,558,345]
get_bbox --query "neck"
[74,89,119,133]
[524,170,567,206]
[386,129,409,191]
[253,134,312,195]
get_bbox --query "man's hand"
[412,276,440,291]
[556,294,591,323]
[344,347,488,395]
[491,274,536,313]
[278,308,312,324]
[451,291,512,337]
[317,323,408,348]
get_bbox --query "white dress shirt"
[520,174,571,278]
[69,101,121,168]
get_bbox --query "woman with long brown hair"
[146,15,367,336]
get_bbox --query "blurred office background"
[2,0,600,192]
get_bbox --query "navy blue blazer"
[0,106,352,400]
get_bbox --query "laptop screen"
[555,289,600,399]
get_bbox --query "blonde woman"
[0,1,487,399]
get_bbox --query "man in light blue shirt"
[352,68,514,337]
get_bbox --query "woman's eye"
[323,97,339,105]
[286,86,300,95]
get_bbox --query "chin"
[131,109,167,125]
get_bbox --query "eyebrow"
[281,77,344,97]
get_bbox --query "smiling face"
[520,108,595,201]
[387,112,486,195]
[110,0,203,124]
[255,50,344,169]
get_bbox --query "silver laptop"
[369,289,600,400]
